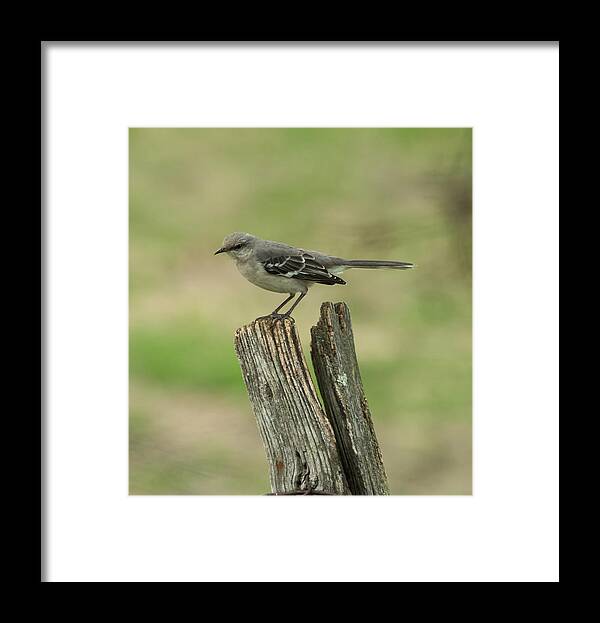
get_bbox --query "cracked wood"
[310,303,389,495]
[234,317,349,494]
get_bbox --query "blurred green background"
[129,128,472,495]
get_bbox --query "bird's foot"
[274,312,295,322]
[255,313,295,323]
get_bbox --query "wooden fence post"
[311,303,389,495]
[234,303,388,495]
[234,317,349,495]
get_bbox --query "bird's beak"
[214,247,226,255]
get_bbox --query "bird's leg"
[255,294,296,321]
[271,293,295,316]
[281,292,307,318]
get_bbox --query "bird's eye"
[231,243,243,250]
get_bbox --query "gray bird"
[214,232,415,318]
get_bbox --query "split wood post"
[234,317,349,495]
[234,303,388,495]
[310,303,389,495]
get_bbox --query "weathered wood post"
[311,303,389,495]
[234,303,388,495]
[234,317,349,494]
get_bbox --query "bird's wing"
[262,252,346,285]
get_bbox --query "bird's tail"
[343,259,415,270]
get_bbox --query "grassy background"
[129,128,472,495]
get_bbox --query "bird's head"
[214,232,256,260]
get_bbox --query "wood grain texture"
[234,317,349,495]
[310,303,390,495]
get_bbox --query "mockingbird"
[215,232,415,318]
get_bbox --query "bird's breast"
[236,260,308,294]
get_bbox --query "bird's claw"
[255,313,295,323]
[271,312,295,322]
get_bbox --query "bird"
[214,232,415,318]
